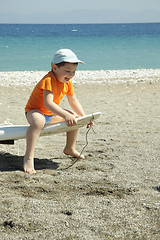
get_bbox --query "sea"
[0,23,160,71]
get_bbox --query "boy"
[24,49,90,174]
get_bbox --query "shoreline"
[0,68,160,86]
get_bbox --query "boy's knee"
[34,120,45,129]
[33,115,46,129]
[64,109,79,117]
[27,110,46,129]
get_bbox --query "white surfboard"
[0,112,101,144]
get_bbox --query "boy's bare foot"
[23,157,36,174]
[63,148,84,159]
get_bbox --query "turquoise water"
[0,23,160,71]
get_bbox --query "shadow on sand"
[0,152,60,172]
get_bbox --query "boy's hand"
[65,112,77,127]
[87,121,94,128]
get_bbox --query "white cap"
[51,49,84,65]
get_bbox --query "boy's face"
[52,63,77,83]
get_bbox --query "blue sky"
[0,0,160,23]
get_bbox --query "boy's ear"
[52,64,58,73]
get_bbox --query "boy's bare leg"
[24,110,46,174]
[64,129,84,159]
[49,111,84,159]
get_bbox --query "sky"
[0,0,160,23]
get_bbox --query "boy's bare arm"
[67,95,85,116]
[67,94,94,128]
[43,90,77,125]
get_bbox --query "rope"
[61,115,95,171]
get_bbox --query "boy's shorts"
[25,112,53,125]
[44,114,53,125]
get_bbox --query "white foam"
[0,69,160,86]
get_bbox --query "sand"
[0,70,160,239]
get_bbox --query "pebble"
[0,69,160,86]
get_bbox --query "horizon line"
[0,21,160,25]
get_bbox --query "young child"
[24,49,90,174]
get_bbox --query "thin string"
[61,115,95,171]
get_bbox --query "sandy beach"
[0,70,160,239]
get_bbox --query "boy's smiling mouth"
[65,77,69,82]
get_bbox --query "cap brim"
[78,60,85,64]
